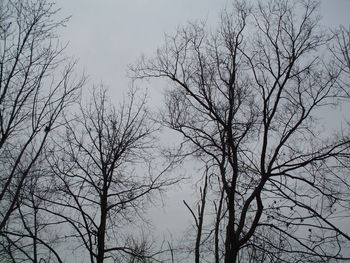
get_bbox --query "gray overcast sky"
[55,0,350,257]
[56,0,232,233]
[56,0,350,95]
[58,0,228,96]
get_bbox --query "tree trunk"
[214,189,224,263]
[225,248,238,263]
[97,190,108,263]
[224,196,239,263]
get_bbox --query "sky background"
[54,0,350,259]
[57,0,350,93]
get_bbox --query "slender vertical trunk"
[195,212,203,263]
[195,174,208,263]
[33,205,38,263]
[195,227,201,263]
[214,188,224,263]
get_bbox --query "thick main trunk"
[225,248,238,263]
[97,212,106,263]
[224,220,239,263]
[97,192,107,263]
[224,230,239,262]
[224,195,239,263]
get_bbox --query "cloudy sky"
[54,0,350,257]
[57,0,350,95]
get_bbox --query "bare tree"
[182,167,209,263]
[132,0,350,262]
[0,0,83,233]
[45,87,177,263]
[332,25,350,98]
[0,156,65,263]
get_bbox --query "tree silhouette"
[0,0,82,232]
[132,0,350,262]
[45,87,176,263]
